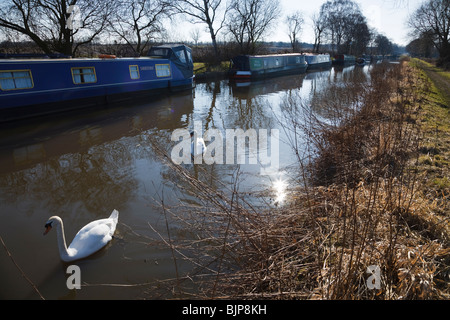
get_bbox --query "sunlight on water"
[272,176,288,205]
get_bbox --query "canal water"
[0,65,370,299]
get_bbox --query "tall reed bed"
[149,61,449,299]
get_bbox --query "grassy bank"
[194,61,230,81]
[194,62,230,74]
[294,59,449,299]
[151,59,449,299]
[411,59,450,198]
[410,60,450,242]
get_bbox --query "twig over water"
[0,235,45,300]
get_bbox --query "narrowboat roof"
[304,53,330,56]
[237,53,305,58]
[0,57,167,64]
[150,43,189,49]
[0,44,192,63]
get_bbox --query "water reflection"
[0,92,195,173]
[0,65,370,299]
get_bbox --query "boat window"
[155,64,171,77]
[0,70,33,90]
[149,48,169,57]
[129,65,140,79]
[72,67,96,84]
[174,49,187,64]
[186,50,193,64]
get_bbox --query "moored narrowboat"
[333,54,356,65]
[0,44,194,122]
[304,54,332,71]
[229,53,308,80]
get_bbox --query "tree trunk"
[208,22,219,58]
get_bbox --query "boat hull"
[0,81,191,122]
[250,64,308,79]
[306,61,333,70]
[304,54,332,71]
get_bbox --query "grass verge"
[194,61,230,75]
[410,58,450,229]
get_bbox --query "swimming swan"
[43,209,119,262]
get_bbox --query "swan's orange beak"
[43,224,52,235]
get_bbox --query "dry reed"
[148,61,449,300]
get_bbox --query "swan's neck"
[54,218,71,260]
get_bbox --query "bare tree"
[190,27,201,47]
[227,0,281,55]
[109,0,173,56]
[320,0,347,53]
[286,11,303,53]
[343,11,371,55]
[320,0,369,54]
[311,12,326,53]
[0,0,113,56]
[173,0,227,58]
[406,31,435,58]
[408,0,450,66]
[374,34,393,56]
[226,1,250,54]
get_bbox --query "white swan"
[43,209,119,262]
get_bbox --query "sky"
[276,0,424,46]
[173,0,425,47]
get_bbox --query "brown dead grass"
[149,60,449,300]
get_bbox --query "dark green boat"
[230,53,308,80]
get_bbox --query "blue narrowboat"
[304,53,332,71]
[229,53,308,80]
[0,44,194,122]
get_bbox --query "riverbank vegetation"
[149,59,449,299]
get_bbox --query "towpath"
[416,60,450,107]
[413,59,450,219]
